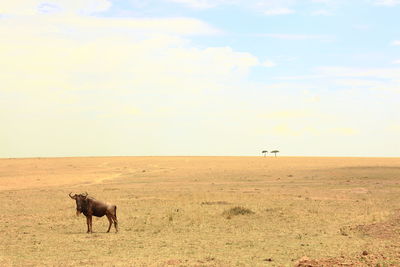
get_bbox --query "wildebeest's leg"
[112,215,118,232]
[106,214,112,233]
[86,216,90,233]
[113,206,118,232]
[89,216,93,233]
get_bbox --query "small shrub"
[223,206,254,218]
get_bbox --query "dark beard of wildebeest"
[69,192,118,233]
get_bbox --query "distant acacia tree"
[262,150,268,157]
[270,150,279,157]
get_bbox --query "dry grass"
[1,156,400,266]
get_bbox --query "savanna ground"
[1,156,400,266]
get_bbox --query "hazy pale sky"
[1,0,399,158]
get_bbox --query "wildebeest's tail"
[114,206,117,220]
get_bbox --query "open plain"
[1,156,400,266]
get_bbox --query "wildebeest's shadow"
[63,231,116,235]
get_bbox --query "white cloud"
[276,74,324,80]
[0,14,262,99]
[0,16,220,40]
[0,12,271,157]
[268,125,359,137]
[387,124,400,133]
[257,33,333,41]
[0,30,259,95]
[271,124,303,136]
[374,0,400,6]
[316,66,400,79]
[311,66,400,93]
[393,59,400,64]
[165,0,343,15]
[262,109,312,119]
[391,40,400,46]
[311,9,332,15]
[166,0,217,9]
[264,8,295,15]
[165,0,299,15]
[262,59,276,67]
[0,0,112,15]
[330,127,359,136]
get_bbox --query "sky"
[1,0,399,158]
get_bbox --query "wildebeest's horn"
[69,192,76,199]
[82,192,88,197]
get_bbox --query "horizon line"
[1,155,399,160]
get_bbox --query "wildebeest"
[69,192,118,233]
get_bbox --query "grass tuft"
[223,206,254,219]
[201,201,230,205]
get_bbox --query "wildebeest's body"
[69,192,118,233]
[80,197,108,217]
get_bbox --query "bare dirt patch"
[355,210,400,240]
[295,256,356,267]
[295,252,400,267]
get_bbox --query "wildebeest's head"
[69,192,88,216]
